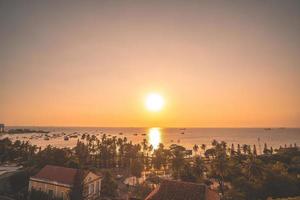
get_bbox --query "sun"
[146,93,164,112]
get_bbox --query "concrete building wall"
[82,172,101,200]
[29,179,71,200]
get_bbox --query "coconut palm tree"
[193,156,206,179]
[210,154,228,195]
[243,156,264,183]
[201,144,206,157]
[170,145,186,179]
[193,144,199,155]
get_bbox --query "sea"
[1,127,300,152]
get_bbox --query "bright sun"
[146,93,164,112]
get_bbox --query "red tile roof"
[145,180,220,200]
[32,165,79,186]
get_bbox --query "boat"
[119,132,123,135]
[44,137,49,140]
[64,136,69,141]
[133,133,138,136]
[264,128,271,131]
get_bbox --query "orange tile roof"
[32,165,79,186]
[145,180,220,200]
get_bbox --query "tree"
[201,144,206,156]
[131,159,144,184]
[193,156,206,180]
[230,144,235,157]
[28,189,63,200]
[193,144,199,155]
[243,157,264,183]
[170,145,186,179]
[210,152,229,195]
[180,162,197,182]
[253,145,257,156]
[101,171,118,198]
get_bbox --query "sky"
[0,1,300,127]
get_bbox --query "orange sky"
[0,1,300,127]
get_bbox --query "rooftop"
[145,180,220,200]
[31,165,79,186]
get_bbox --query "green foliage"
[131,158,144,178]
[179,162,197,182]
[101,170,118,198]
[9,170,30,192]
[132,183,153,199]
[28,189,63,200]
[1,136,300,200]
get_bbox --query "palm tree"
[237,144,241,155]
[201,144,206,157]
[242,144,248,155]
[141,139,148,153]
[243,156,264,183]
[210,154,228,195]
[193,156,206,179]
[193,144,199,155]
[117,138,124,168]
[212,140,218,147]
[170,145,186,179]
[230,143,235,157]
[253,145,257,156]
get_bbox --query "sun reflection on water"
[148,128,162,150]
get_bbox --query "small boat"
[44,137,49,140]
[133,133,138,136]
[141,133,146,136]
[119,132,123,135]
[181,132,185,134]
[64,136,69,141]
[264,128,271,131]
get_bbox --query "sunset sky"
[1,1,300,127]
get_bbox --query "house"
[28,165,102,200]
[145,180,220,200]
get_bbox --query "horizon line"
[2,125,299,129]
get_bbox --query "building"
[145,180,220,200]
[28,165,102,200]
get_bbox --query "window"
[96,181,99,193]
[89,183,94,195]
[48,189,53,197]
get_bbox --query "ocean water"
[1,127,300,151]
